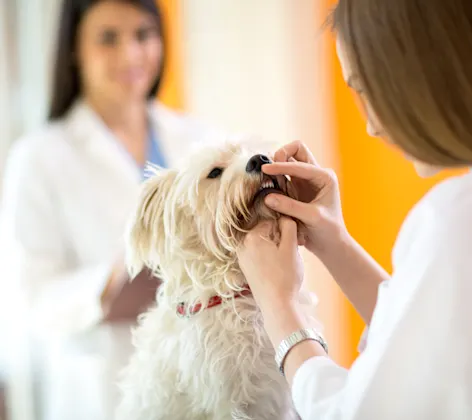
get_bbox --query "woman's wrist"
[260,296,328,384]
[260,297,306,348]
[310,226,389,324]
[307,221,352,262]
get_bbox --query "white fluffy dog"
[117,141,319,420]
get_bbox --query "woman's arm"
[240,197,472,419]
[288,224,472,420]
[0,140,116,335]
[316,230,390,325]
[259,298,330,385]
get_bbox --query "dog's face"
[126,141,298,297]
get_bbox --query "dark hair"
[331,0,472,167]
[48,0,165,121]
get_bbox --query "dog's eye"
[207,167,224,179]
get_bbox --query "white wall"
[181,0,333,153]
[181,0,294,142]
[181,0,349,361]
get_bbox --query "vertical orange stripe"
[156,0,184,110]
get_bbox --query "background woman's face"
[336,38,441,178]
[77,1,162,104]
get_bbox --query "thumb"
[265,194,319,226]
[278,216,298,251]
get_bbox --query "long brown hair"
[48,0,165,121]
[331,0,472,166]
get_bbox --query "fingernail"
[265,196,279,208]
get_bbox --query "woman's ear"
[125,168,178,278]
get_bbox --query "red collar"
[176,287,252,318]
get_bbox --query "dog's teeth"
[260,180,275,191]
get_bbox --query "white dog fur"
[116,140,320,420]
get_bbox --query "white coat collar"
[63,99,188,185]
[65,99,141,185]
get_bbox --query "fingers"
[273,141,318,165]
[265,194,319,226]
[297,231,307,247]
[263,161,329,182]
[278,216,298,251]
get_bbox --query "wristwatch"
[275,328,328,376]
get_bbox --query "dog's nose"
[246,154,271,173]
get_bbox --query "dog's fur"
[117,141,320,420]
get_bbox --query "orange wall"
[156,0,183,109]
[328,25,457,364]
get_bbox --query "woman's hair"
[331,0,472,166]
[48,0,165,121]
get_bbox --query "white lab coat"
[0,99,223,420]
[291,171,472,419]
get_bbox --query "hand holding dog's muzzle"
[261,140,347,258]
[237,216,304,311]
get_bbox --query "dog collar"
[176,286,252,318]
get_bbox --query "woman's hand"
[264,141,347,257]
[101,257,163,323]
[237,216,304,309]
[263,141,389,324]
[237,216,328,382]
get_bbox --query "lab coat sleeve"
[290,204,472,420]
[0,139,112,336]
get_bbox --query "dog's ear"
[125,168,178,278]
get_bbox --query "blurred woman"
[0,0,221,419]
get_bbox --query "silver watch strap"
[275,328,328,376]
